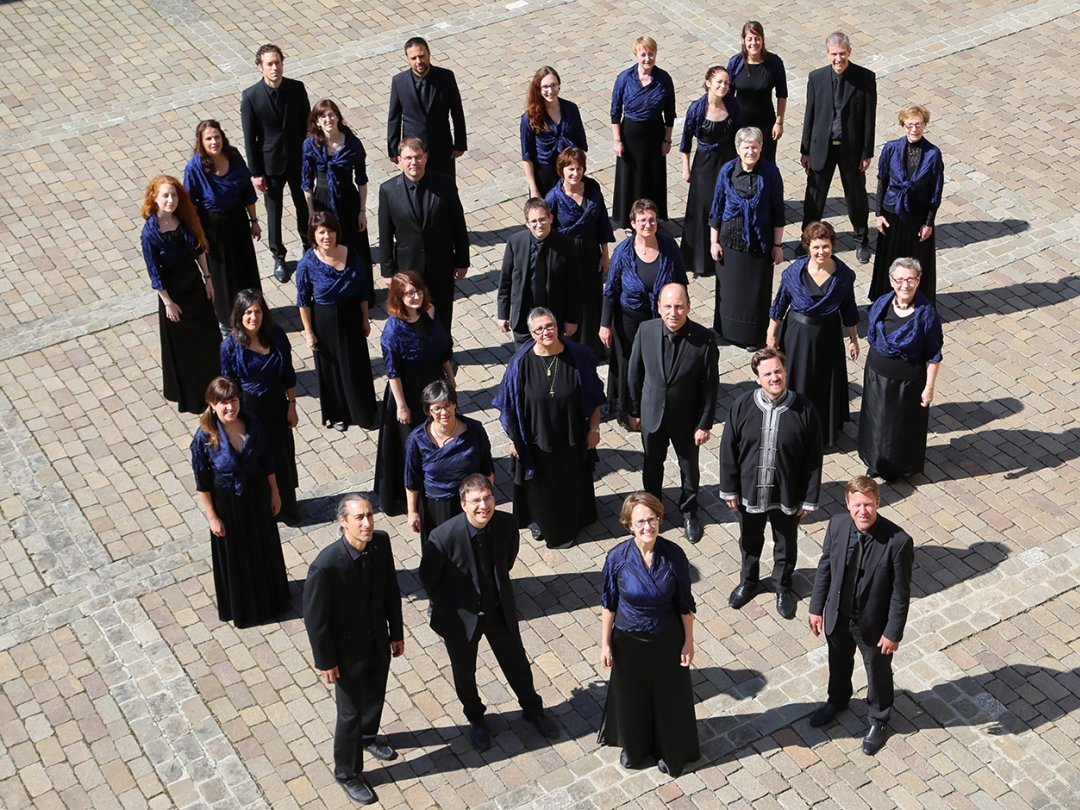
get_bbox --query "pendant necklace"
[541,355,558,397]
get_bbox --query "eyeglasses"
[634,218,658,226]
[465,495,495,506]
[403,289,422,298]
[902,122,925,130]
[429,403,455,413]
[530,324,558,336]
[632,517,660,529]
[890,276,919,286]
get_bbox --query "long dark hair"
[198,376,242,449]
[229,288,275,348]
[193,120,242,174]
[740,20,770,62]
[306,98,356,147]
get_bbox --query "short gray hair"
[526,306,557,330]
[888,257,922,280]
[735,126,764,148]
[826,31,851,50]
[336,492,372,520]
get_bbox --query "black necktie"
[419,77,432,107]
[408,181,424,221]
[531,239,548,300]
[663,330,679,377]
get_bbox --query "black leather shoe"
[525,712,559,740]
[728,582,758,609]
[776,590,796,620]
[529,524,545,543]
[862,721,888,755]
[467,721,491,751]
[683,513,703,544]
[856,244,871,264]
[340,775,377,805]
[273,259,290,283]
[809,702,844,727]
[365,741,397,762]
[656,758,670,775]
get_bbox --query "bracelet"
[773,242,783,247]
[286,397,296,403]
[249,217,259,223]
[588,428,600,434]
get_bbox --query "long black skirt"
[574,236,608,362]
[870,210,937,304]
[511,444,596,547]
[420,495,462,545]
[158,259,221,414]
[608,307,651,421]
[209,476,290,629]
[780,310,850,446]
[613,119,667,226]
[858,364,929,480]
[200,205,262,325]
[530,161,559,198]
[311,300,377,429]
[714,245,772,348]
[242,389,298,520]
[598,623,699,776]
[681,148,725,276]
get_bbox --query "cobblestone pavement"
[1,0,1078,807]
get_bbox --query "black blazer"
[419,512,521,645]
[809,514,913,643]
[303,531,404,678]
[240,77,311,177]
[377,170,470,279]
[497,229,582,333]
[628,318,719,435]
[799,63,876,171]
[387,66,467,165]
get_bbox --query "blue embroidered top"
[601,536,696,633]
[190,412,275,495]
[141,216,204,291]
[709,158,785,254]
[182,154,257,214]
[601,232,687,323]
[379,312,452,380]
[300,131,368,216]
[219,326,297,397]
[877,136,944,219]
[545,177,616,244]
[295,246,371,307]
[404,414,494,500]
[679,94,739,154]
[610,65,676,125]
[520,99,588,165]
[867,291,943,364]
[769,256,859,326]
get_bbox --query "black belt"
[788,309,838,327]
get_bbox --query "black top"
[521,350,579,452]
[718,164,760,252]
[732,64,777,125]
[635,254,660,293]
[800,267,828,298]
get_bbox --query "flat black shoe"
[365,741,397,762]
[467,721,491,752]
[776,590,796,620]
[728,582,758,609]
[619,749,633,768]
[683,513,703,544]
[862,721,888,755]
[525,712,559,740]
[273,259,290,283]
[856,244,871,264]
[340,775,377,805]
[529,525,545,543]
[809,702,844,727]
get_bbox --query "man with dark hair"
[807,475,913,756]
[419,474,558,751]
[303,494,404,806]
[719,348,822,619]
[241,44,311,282]
[387,37,467,178]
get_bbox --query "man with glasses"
[419,474,559,751]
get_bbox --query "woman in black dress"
[725,20,788,166]
[183,120,262,329]
[374,271,454,516]
[766,222,859,448]
[870,104,945,304]
[610,36,676,226]
[140,174,221,414]
[220,289,300,521]
[494,307,604,549]
[295,211,377,432]
[599,491,698,777]
[191,376,290,628]
[859,257,944,480]
[679,66,738,277]
[520,67,589,200]
[709,126,785,348]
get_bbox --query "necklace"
[541,354,559,397]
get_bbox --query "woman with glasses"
[859,258,943,480]
[869,105,944,304]
[599,491,698,777]
[493,307,604,549]
[520,67,588,200]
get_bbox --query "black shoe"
[657,758,670,775]
[364,741,397,762]
[529,524,545,543]
[467,721,491,751]
[776,590,796,620]
[273,259,290,283]
[728,582,758,610]
[525,712,559,740]
[332,421,347,432]
[683,513,703,545]
[862,721,888,755]
[339,775,377,805]
[856,244,871,264]
[809,702,845,727]
[546,539,574,550]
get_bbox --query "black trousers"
[426,273,456,341]
[333,653,390,780]
[444,610,542,724]
[737,508,801,589]
[801,144,869,243]
[641,422,700,515]
[263,169,310,261]
[826,617,895,722]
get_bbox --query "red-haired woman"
[520,67,588,199]
[140,174,222,413]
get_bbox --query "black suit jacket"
[303,531,404,679]
[800,63,876,171]
[387,66,467,165]
[809,514,913,643]
[419,512,521,645]
[497,229,582,332]
[378,170,470,279]
[628,318,719,435]
[240,77,311,177]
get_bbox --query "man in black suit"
[241,44,311,282]
[387,37,467,178]
[799,32,877,264]
[378,137,469,335]
[303,494,405,806]
[419,474,559,751]
[497,198,582,343]
[807,475,913,756]
[627,283,718,544]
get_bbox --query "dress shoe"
[547,539,574,550]
[273,259,290,283]
[332,421,347,432]
[529,524,545,543]
[683,512,703,545]
[525,712,559,740]
[728,581,758,610]
[656,758,670,775]
[776,589,797,620]
[339,775,377,805]
[619,749,636,769]
[856,244,871,264]
[467,721,491,751]
[808,701,845,727]
[364,740,397,762]
[862,721,888,755]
